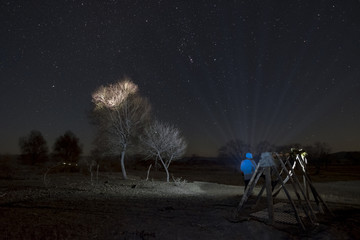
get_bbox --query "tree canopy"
[53,131,83,164]
[19,130,49,165]
[91,78,151,179]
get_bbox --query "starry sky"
[1,0,360,157]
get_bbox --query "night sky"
[1,1,359,157]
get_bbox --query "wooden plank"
[265,167,274,224]
[278,155,317,223]
[250,202,309,225]
[253,184,265,210]
[237,166,263,212]
[272,165,305,230]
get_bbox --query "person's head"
[246,152,253,159]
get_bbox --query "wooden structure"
[236,150,332,230]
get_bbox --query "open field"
[1,160,360,239]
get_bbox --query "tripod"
[236,151,332,230]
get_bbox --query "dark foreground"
[1,174,359,240]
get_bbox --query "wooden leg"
[237,167,264,212]
[281,157,317,221]
[265,167,274,224]
[253,184,266,209]
[272,165,306,230]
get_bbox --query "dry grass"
[0,161,360,239]
[306,165,360,182]
[128,162,360,186]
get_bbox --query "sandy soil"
[1,171,359,240]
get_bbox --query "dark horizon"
[1,132,359,158]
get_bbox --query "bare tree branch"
[91,78,151,179]
[141,120,187,182]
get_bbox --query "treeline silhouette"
[18,130,82,166]
[217,139,358,174]
[3,131,358,177]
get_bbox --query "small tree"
[254,141,275,158]
[19,130,49,165]
[91,78,151,179]
[141,120,187,182]
[52,131,83,164]
[218,139,251,167]
[305,142,331,174]
[275,143,303,154]
[87,147,106,184]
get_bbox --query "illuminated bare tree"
[141,120,187,182]
[92,78,151,179]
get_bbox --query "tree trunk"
[159,158,170,182]
[120,150,128,180]
[96,164,99,183]
[146,164,152,181]
[90,165,93,184]
[166,156,173,169]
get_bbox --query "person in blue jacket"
[240,152,257,192]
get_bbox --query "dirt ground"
[1,163,360,240]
